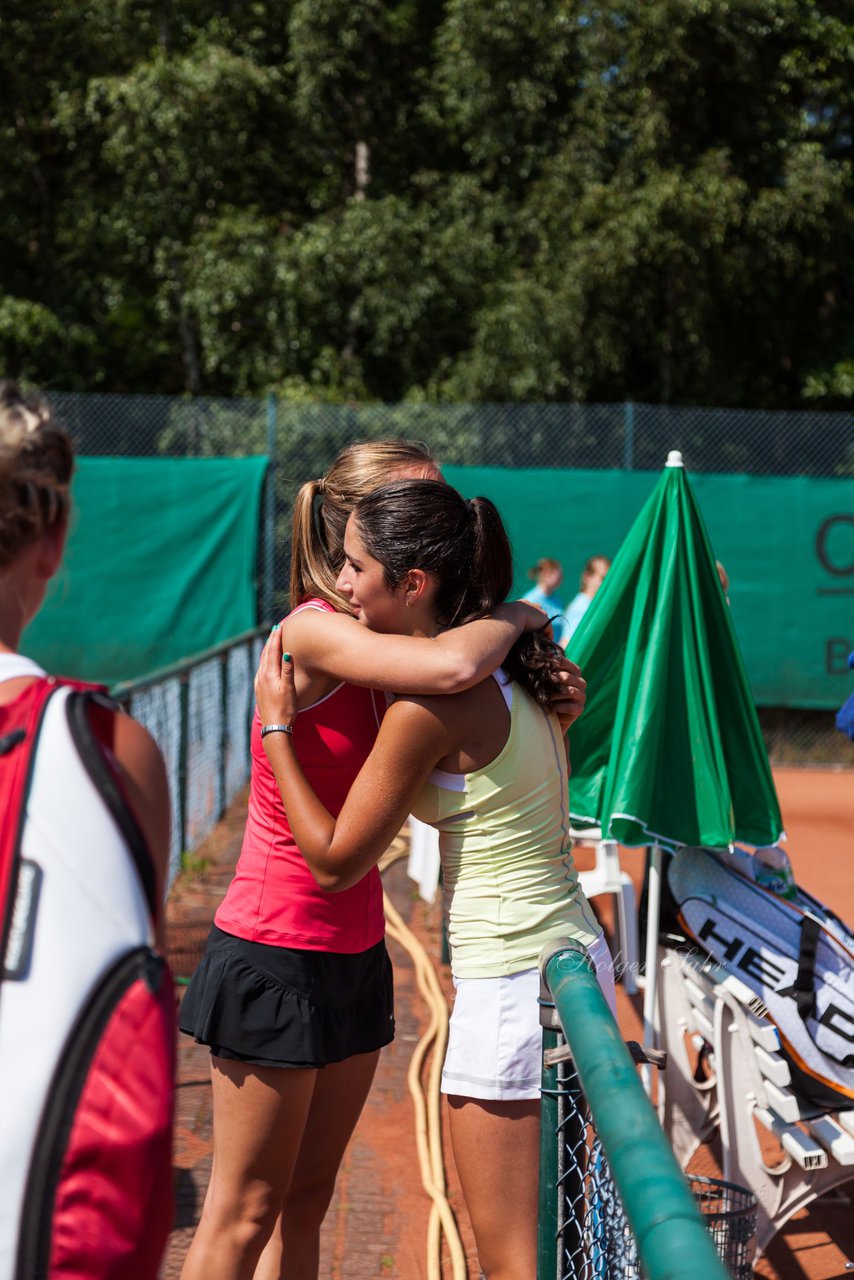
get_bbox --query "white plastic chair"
[658,947,854,1259]
[570,828,639,994]
[406,816,441,903]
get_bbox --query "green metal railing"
[112,627,265,884]
[538,941,735,1280]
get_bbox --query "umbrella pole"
[641,843,663,1096]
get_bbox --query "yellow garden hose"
[379,840,469,1280]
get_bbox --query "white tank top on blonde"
[0,653,46,684]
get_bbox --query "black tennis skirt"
[178,925,395,1068]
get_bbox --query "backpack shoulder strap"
[1,678,160,947]
[0,679,62,968]
[62,688,159,922]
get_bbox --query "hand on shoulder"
[255,623,300,728]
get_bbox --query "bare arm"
[111,711,171,950]
[280,605,588,728]
[256,639,448,892]
[283,600,546,695]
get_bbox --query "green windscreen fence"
[444,467,854,710]
[22,457,268,685]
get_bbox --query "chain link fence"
[53,391,854,768]
[54,394,854,472]
[538,943,754,1280]
[112,631,264,883]
[541,1048,756,1280]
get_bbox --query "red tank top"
[215,601,386,953]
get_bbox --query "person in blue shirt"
[563,554,611,646]
[523,557,568,646]
[837,652,854,741]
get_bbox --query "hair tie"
[312,491,328,553]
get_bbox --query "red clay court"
[164,763,852,1280]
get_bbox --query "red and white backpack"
[0,675,175,1280]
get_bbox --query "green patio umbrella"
[568,451,782,851]
[566,452,784,1066]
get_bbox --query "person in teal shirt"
[563,554,611,645]
[522,556,568,646]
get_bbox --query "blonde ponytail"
[289,477,346,610]
[288,439,437,610]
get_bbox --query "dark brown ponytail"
[501,629,566,710]
[353,479,566,707]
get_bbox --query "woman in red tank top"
[178,440,577,1280]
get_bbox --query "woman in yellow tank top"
[256,478,615,1280]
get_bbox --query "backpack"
[0,676,175,1280]
[668,845,854,1112]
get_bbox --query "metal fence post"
[177,671,190,855]
[538,1025,560,1280]
[263,393,277,627]
[219,649,228,819]
[623,400,635,470]
[247,636,258,742]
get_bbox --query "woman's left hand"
[255,624,299,728]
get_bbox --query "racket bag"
[669,845,854,1111]
[0,677,175,1280]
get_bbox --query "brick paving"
[161,770,854,1279]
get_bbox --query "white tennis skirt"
[441,933,616,1102]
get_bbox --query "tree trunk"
[171,257,203,396]
[342,140,371,362]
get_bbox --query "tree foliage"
[0,0,852,406]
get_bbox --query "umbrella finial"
[665,450,684,468]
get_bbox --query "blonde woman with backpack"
[0,382,173,1278]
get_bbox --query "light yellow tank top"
[409,673,600,978]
